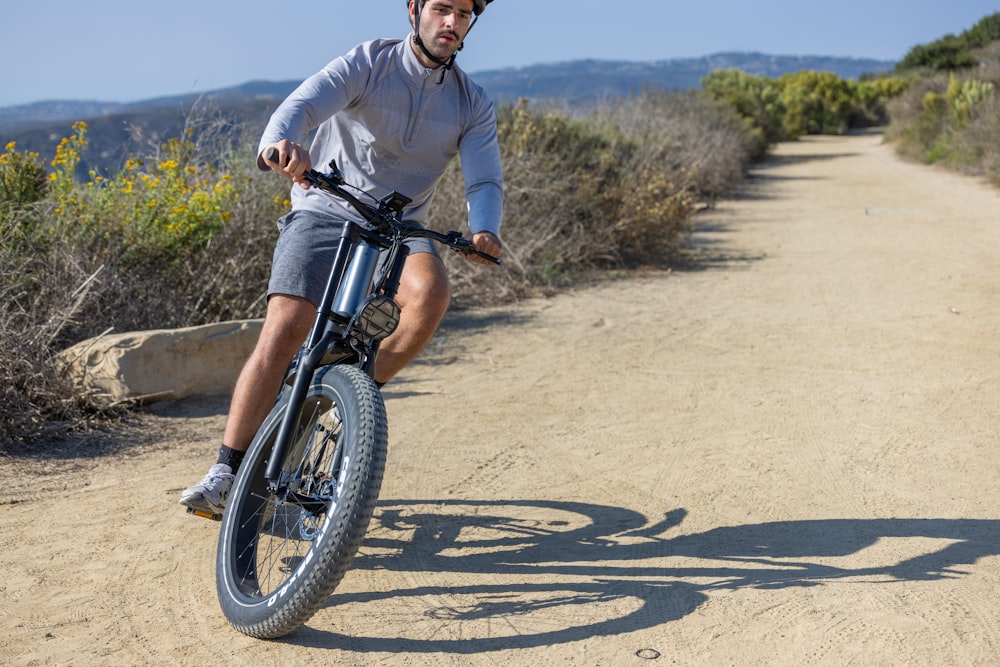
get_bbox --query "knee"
[398,255,451,316]
[255,296,314,360]
[417,271,451,315]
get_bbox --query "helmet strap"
[410,2,480,84]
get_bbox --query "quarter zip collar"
[399,34,450,88]
[399,36,446,144]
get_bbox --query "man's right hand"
[261,140,313,190]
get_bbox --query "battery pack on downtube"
[332,242,380,318]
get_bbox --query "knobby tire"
[215,364,387,639]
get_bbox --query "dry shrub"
[885,61,1000,175]
[0,122,286,448]
[432,93,750,302]
[430,102,623,303]
[607,165,696,264]
[946,96,1000,182]
[0,214,125,447]
[600,90,753,200]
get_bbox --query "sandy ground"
[2,131,1000,666]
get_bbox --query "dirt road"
[3,132,1000,665]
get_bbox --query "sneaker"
[179,463,235,516]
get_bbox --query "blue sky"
[2,1,998,107]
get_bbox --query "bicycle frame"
[259,156,498,487]
[263,208,409,486]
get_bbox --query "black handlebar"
[263,147,500,265]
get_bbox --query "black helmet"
[407,1,493,16]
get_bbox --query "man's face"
[412,0,475,62]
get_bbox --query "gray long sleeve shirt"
[258,37,504,237]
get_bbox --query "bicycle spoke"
[231,398,348,597]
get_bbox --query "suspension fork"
[265,221,364,486]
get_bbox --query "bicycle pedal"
[186,506,222,521]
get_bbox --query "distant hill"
[473,52,895,103]
[0,52,895,174]
[0,80,301,133]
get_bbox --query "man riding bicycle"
[180,0,503,517]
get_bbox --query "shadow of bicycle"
[286,499,1000,652]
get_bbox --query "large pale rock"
[59,320,263,404]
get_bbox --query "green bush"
[850,76,913,127]
[776,71,857,137]
[702,69,786,155]
[964,12,1000,48]
[897,35,978,73]
[702,69,908,145]
[946,73,996,127]
[43,122,240,266]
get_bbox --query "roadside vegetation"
[884,12,1000,182]
[698,10,1000,184]
[3,11,998,447]
[0,94,754,446]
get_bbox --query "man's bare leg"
[223,294,314,452]
[374,252,451,384]
[179,294,312,514]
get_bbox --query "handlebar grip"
[265,147,287,167]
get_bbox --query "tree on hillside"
[963,12,1000,48]
[897,35,978,72]
[896,12,1000,73]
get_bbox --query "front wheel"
[215,364,387,639]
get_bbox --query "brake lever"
[449,238,501,265]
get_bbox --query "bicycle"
[204,149,500,639]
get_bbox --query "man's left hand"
[467,231,502,265]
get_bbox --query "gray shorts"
[268,209,439,307]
